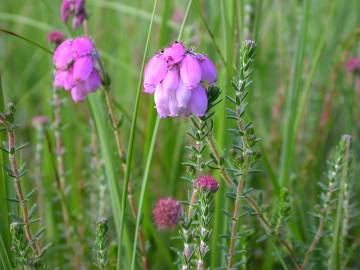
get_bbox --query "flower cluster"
[60,0,87,29]
[53,37,101,102]
[195,175,219,193]
[47,31,66,47]
[143,41,217,118]
[153,197,182,230]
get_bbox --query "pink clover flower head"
[143,41,217,118]
[60,0,87,29]
[53,37,101,102]
[195,175,219,193]
[153,197,182,230]
[32,115,49,128]
[47,31,66,47]
[344,57,360,73]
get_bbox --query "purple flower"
[60,0,87,29]
[153,197,182,230]
[345,57,360,73]
[195,175,219,193]
[143,41,217,118]
[47,31,66,47]
[53,37,101,102]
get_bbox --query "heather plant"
[0,0,360,270]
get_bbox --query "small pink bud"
[47,31,66,47]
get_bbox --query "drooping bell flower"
[53,37,101,102]
[143,41,217,118]
[60,0,87,29]
[153,197,182,230]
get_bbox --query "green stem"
[128,1,193,269]
[118,0,159,268]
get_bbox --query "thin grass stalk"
[103,87,149,270]
[118,0,160,268]
[129,1,193,269]
[278,0,310,187]
[0,74,11,257]
[0,235,12,270]
[195,0,226,67]
[52,87,78,267]
[292,0,338,148]
[130,118,160,270]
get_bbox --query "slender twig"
[301,168,337,269]
[245,196,301,270]
[0,116,41,256]
[206,136,302,270]
[227,176,245,269]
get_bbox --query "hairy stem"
[7,129,40,256]
[227,176,245,269]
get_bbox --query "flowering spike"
[143,41,217,118]
[153,197,182,230]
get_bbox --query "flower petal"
[168,93,179,117]
[180,54,202,89]
[72,37,94,57]
[60,0,71,22]
[198,54,217,83]
[63,69,74,90]
[176,80,192,108]
[71,83,87,102]
[154,84,170,118]
[144,54,168,93]
[54,70,67,88]
[85,70,101,92]
[189,84,208,116]
[162,67,179,92]
[53,39,73,69]
[163,42,186,65]
[73,56,93,81]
